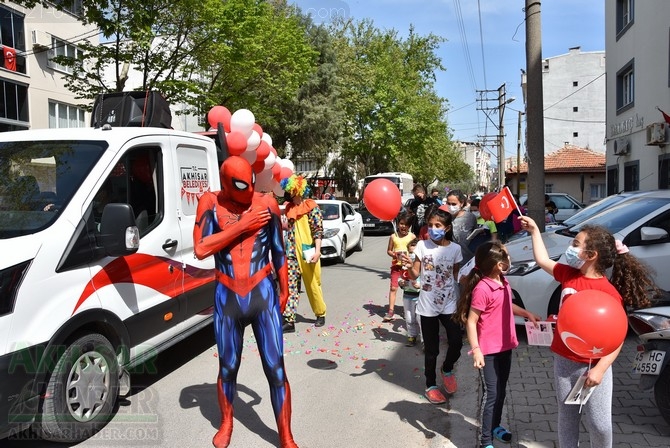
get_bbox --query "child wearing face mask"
[519,216,657,448]
[455,241,540,448]
[401,208,463,405]
[442,190,477,263]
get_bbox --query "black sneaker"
[282,321,295,333]
[315,316,326,327]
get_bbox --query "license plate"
[633,349,666,375]
[364,223,375,228]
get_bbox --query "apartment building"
[605,0,670,193]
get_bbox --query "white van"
[0,126,220,442]
[362,172,414,203]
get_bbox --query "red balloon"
[556,290,627,359]
[253,123,263,137]
[255,141,271,162]
[207,106,231,132]
[363,179,401,221]
[479,192,497,221]
[279,166,293,180]
[271,163,281,182]
[226,131,247,156]
[252,159,266,174]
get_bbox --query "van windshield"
[0,140,108,238]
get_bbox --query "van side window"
[96,147,162,235]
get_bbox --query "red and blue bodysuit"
[193,156,297,448]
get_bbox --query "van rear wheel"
[38,333,119,442]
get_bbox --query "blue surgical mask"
[564,246,585,269]
[428,227,445,241]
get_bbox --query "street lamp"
[498,83,515,191]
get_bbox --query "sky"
[290,0,605,163]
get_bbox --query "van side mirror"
[100,203,140,256]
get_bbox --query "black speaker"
[91,91,172,129]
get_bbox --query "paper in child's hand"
[564,373,596,406]
[525,321,554,346]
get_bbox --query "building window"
[49,101,86,128]
[616,59,634,113]
[616,0,634,37]
[573,132,579,137]
[607,166,619,195]
[573,107,578,112]
[659,154,670,189]
[590,183,606,200]
[0,79,29,130]
[573,81,578,87]
[542,60,549,71]
[544,184,553,194]
[623,160,639,191]
[0,6,27,74]
[53,0,84,16]
[47,37,82,74]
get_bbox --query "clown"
[193,156,297,448]
[280,175,327,333]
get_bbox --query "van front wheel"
[38,333,119,442]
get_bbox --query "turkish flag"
[488,187,518,223]
[658,107,670,125]
[4,46,16,71]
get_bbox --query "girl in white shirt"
[403,208,463,405]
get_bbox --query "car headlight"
[506,254,561,276]
[323,228,340,239]
[628,312,670,336]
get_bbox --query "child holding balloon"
[455,241,540,448]
[401,208,463,404]
[519,216,657,448]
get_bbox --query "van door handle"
[163,239,178,250]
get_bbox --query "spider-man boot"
[212,376,234,448]
[276,381,298,448]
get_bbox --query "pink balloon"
[226,131,247,156]
[280,166,293,180]
[207,106,231,132]
[253,123,263,137]
[256,141,271,162]
[269,145,277,156]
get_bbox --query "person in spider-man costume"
[193,156,297,448]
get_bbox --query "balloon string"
[392,220,398,237]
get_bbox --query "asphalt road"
[5,233,669,447]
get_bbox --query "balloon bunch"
[208,106,295,196]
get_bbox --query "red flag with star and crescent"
[488,186,519,223]
[3,46,16,71]
[657,106,670,125]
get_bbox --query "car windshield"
[561,194,630,227]
[559,196,670,236]
[0,140,107,238]
[319,203,340,220]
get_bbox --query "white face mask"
[472,211,481,219]
[447,204,460,215]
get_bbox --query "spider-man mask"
[219,156,255,206]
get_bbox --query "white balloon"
[246,130,261,152]
[283,159,295,172]
[230,109,255,138]
[264,152,277,170]
[261,132,273,147]
[255,169,274,192]
[241,149,256,164]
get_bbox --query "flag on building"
[3,46,16,71]
[657,106,670,125]
[488,186,518,223]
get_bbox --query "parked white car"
[316,200,364,263]
[506,190,670,323]
[519,192,584,223]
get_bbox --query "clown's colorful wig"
[280,174,311,198]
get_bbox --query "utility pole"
[516,109,524,196]
[525,0,546,231]
[477,84,514,191]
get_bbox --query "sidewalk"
[503,331,670,448]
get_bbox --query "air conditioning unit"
[32,30,52,49]
[646,122,667,146]
[613,138,629,155]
